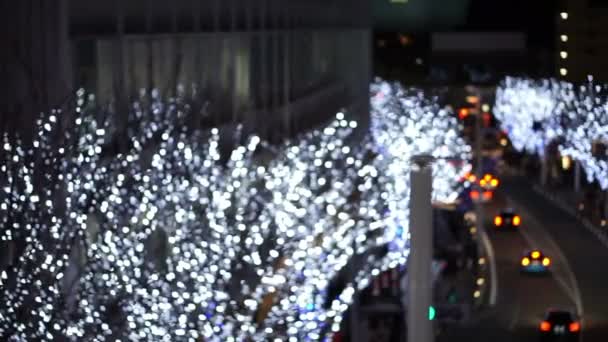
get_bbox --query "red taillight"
[513,215,521,226]
[483,191,493,200]
[540,321,551,332]
[459,108,469,120]
[470,190,480,200]
[494,216,503,226]
[569,322,580,332]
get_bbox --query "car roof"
[500,208,515,214]
[545,309,576,322]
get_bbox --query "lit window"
[560,68,568,76]
[560,51,568,59]
[561,12,568,20]
[560,35,568,42]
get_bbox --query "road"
[442,176,608,341]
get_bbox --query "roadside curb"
[531,184,608,249]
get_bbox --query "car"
[539,309,581,341]
[493,209,521,230]
[462,172,499,190]
[521,249,551,273]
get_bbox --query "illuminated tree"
[0,90,108,340]
[559,79,608,189]
[494,77,567,157]
[1,83,469,341]
[495,76,608,189]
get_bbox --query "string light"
[495,77,608,189]
[1,82,469,341]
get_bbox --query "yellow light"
[481,104,490,112]
[560,35,568,42]
[521,257,530,266]
[480,179,487,187]
[478,257,485,265]
[560,12,568,20]
[561,155,571,170]
[500,138,508,146]
[560,68,568,76]
[484,174,492,181]
[560,51,568,59]
[494,216,502,226]
[476,278,485,286]
[466,96,480,104]
[490,178,499,187]
[513,215,521,226]
[473,290,481,298]
[469,226,477,234]
[542,257,551,266]
[398,34,411,45]
[531,251,540,259]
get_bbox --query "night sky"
[463,0,557,48]
[374,0,557,48]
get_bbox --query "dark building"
[372,0,558,85]
[557,0,608,82]
[1,1,372,139]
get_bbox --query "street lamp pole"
[473,87,484,252]
[408,154,434,342]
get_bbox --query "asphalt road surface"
[442,176,608,341]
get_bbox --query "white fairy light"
[495,77,608,189]
[1,82,469,341]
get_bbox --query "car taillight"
[542,257,551,266]
[569,322,580,332]
[483,191,493,200]
[540,321,551,332]
[513,215,521,226]
[459,108,469,120]
[531,251,540,259]
[470,190,480,200]
[521,257,530,266]
[494,216,502,226]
